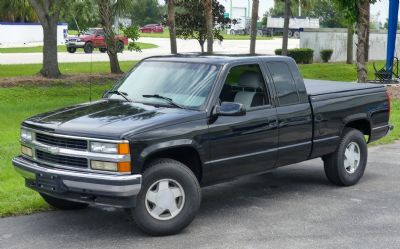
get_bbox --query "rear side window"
[267,62,299,106]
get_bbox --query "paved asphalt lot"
[0,38,300,64]
[1,142,399,249]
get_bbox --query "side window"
[219,64,270,109]
[267,62,299,106]
[97,30,105,37]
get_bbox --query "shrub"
[274,48,314,64]
[320,49,333,63]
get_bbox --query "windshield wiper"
[107,90,132,102]
[142,94,185,109]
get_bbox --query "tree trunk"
[346,26,354,64]
[199,40,205,53]
[167,0,177,54]
[203,0,213,54]
[356,0,369,83]
[365,3,370,62]
[250,0,259,55]
[282,0,290,56]
[28,0,61,78]
[99,0,122,74]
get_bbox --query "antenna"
[89,52,93,102]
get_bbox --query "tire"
[67,47,76,53]
[99,48,107,53]
[323,128,368,186]
[293,31,300,39]
[40,193,89,210]
[117,41,124,53]
[288,30,293,37]
[83,42,93,53]
[132,159,201,236]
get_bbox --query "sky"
[158,0,393,24]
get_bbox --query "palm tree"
[250,0,259,55]
[167,0,177,54]
[356,0,370,82]
[203,0,213,54]
[0,0,37,22]
[97,0,133,74]
[282,0,290,56]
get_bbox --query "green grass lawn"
[0,42,157,54]
[0,61,137,78]
[0,60,399,217]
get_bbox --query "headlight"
[90,142,130,154]
[77,38,84,42]
[21,128,33,141]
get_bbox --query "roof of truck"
[144,54,291,65]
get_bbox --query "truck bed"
[304,79,385,96]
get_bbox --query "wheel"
[132,159,201,236]
[288,30,293,37]
[293,31,300,38]
[323,128,368,186]
[99,47,107,53]
[257,30,263,36]
[83,42,93,53]
[40,193,88,210]
[117,41,124,53]
[67,47,76,53]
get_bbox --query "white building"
[0,22,68,46]
[219,0,274,20]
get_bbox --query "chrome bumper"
[13,156,142,207]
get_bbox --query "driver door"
[203,62,278,184]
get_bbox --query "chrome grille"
[36,133,87,150]
[36,150,88,168]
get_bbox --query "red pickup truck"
[65,28,129,53]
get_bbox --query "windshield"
[113,61,220,109]
[83,29,97,35]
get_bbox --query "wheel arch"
[342,117,371,140]
[140,141,203,182]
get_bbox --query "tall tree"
[0,0,37,22]
[130,0,164,26]
[203,0,213,54]
[282,0,290,56]
[28,0,63,78]
[250,0,259,55]
[175,0,229,53]
[167,0,177,54]
[96,0,132,74]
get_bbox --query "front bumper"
[65,41,85,48]
[12,156,142,208]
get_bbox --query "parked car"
[139,24,164,33]
[13,55,392,236]
[65,28,128,53]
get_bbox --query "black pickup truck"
[13,55,392,235]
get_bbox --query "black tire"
[132,159,201,236]
[83,42,94,53]
[40,193,89,210]
[67,47,76,53]
[117,41,124,53]
[99,47,107,53]
[323,128,368,186]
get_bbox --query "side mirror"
[214,102,246,116]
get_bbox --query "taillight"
[386,90,391,117]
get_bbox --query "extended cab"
[13,56,392,235]
[65,28,128,54]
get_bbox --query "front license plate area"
[36,173,65,193]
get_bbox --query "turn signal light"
[118,143,130,154]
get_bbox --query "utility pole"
[298,0,301,16]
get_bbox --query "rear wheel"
[67,47,76,53]
[40,193,88,210]
[131,159,201,236]
[99,47,107,53]
[323,128,368,186]
[83,42,94,53]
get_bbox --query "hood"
[23,99,205,139]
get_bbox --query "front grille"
[36,133,88,150]
[36,150,88,168]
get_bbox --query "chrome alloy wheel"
[145,179,185,221]
[344,142,361,174]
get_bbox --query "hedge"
[275,48,314,64]
[320,49,333,63]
